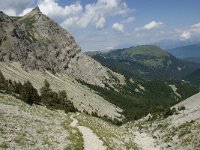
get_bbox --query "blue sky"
[0,0,200,51]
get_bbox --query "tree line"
[0,70,76,113]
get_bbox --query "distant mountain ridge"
[166,44,200,63]
[88,45,199,80]
[155,39,200,49]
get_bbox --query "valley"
[0,4,200,150]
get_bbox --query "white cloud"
[19,7,34,16]
[144,21,163,30]
[112,23,124,32]
[0,0,33,15]
[121,17,135,24]
[38,0,83,20]
[96,17,106,29]
[60,0,131,29]
[190,22,200,33]
[2,8,17,16]
[179,22,200,40]
[61,17,79,29]
[135,21,164,31]
[180,31,191,40]
[111,16,134,33]
[105,46,115,51]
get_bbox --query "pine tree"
[20,81,40,105]
[58,90,76,112]
[40,80,51,95]
[40,79,57,106]
[0,70,6,90]
[58,90,67,104]
[13,81,23,94]
[5,79,15,94]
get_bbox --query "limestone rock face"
[0,8,125,87]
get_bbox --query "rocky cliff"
[0,7,125,88]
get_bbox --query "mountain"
[86,51,102,57]
[166,44,200,63]
[172,92,200,124]
[89,45,199,80]
[0,7,199,124]
[0,8,125,88]
[155,39,200,49]
[0,7,199,150]
[0,8,183,123]
[132,92,200,150]
[0,8,126,120]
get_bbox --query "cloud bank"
[38,0,132,29]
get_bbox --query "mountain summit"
[32,6,41,12]
[0,7,125,88]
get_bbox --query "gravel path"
[70,114,107,150]
[70,115,78,127]
[134,131,160,150]
[78,126,107,150]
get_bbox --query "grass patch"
[62,119,84,150]
[0,143,9,148]
[14,133,27,146]
[0,127,6,135]
[143,59,164,67]
[19,16,35,28]
[157,121,200,149]
[43,136,51,145]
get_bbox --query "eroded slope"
[0,62,124,120]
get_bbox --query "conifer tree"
[0,70,6,90]
[40,79,57,106]
[20,81,40,105]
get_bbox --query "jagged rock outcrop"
[0,7,125,87]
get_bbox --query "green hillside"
[185,69,200,86]
[90,45,199,80]
[77,78,199,122]
[124,45,167,57]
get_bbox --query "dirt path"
[70,114,107,150]
[134,131,160,150]
[70,115,78,127]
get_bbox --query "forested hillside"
[88,45,199,80]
